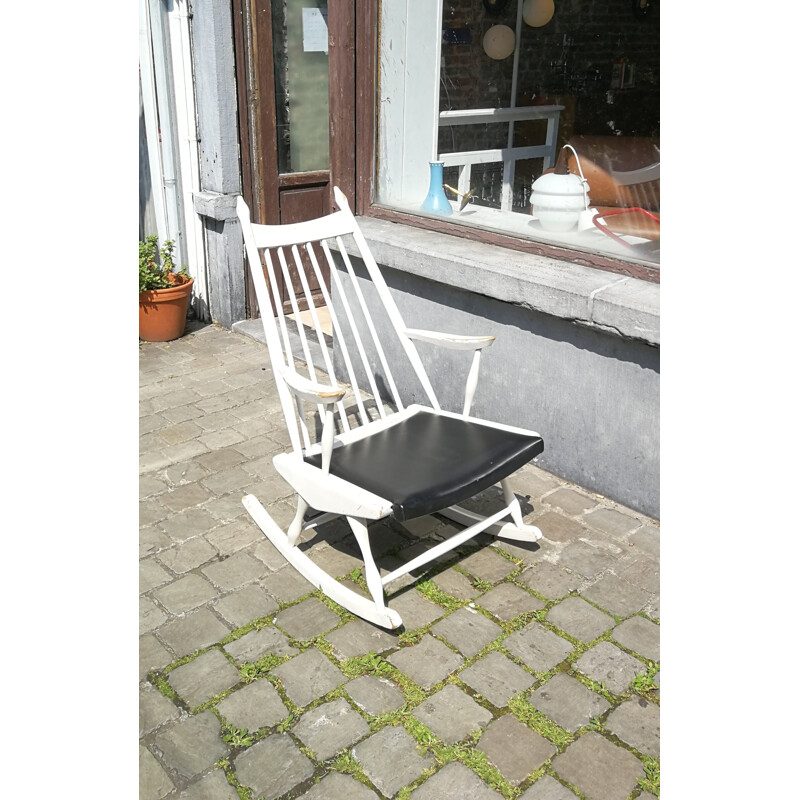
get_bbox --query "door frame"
[233,0,368,318]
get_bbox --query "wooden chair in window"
[236,189,546,629]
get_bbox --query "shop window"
[375,0,660,267]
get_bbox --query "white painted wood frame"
[377,0,563,214]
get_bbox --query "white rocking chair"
[236,189,545,630]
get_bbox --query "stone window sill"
[337,217,659,347]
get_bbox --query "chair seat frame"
[237,188,543,630]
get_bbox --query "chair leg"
[287,497,309,547]
[438,480,542,543]
[501,478,525,527]
[242,494,403,629]
[348,516,387,612]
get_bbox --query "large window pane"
[376,0,660,266]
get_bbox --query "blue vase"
[420,161,453,216]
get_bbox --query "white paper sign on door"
[302,7,328,53]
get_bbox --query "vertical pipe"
[168,0,209,318]
[139,0,167,245]
[431,0,444,163]
[148,0,184,265]
[502,0,525,211]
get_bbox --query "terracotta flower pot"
[139,277,194,342]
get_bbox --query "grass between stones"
[630,660,660,703]
[145,530,660,799]
[329,750,374,790]
[507,694,574,749]
[415,578,469,611]
[639,756,660,795]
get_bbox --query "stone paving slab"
[346,674,406,716]
[615,554,660,594]
[546,596,615,642]
[387,633,464,689]
[458,547,518,582]
[270,648,346,707]
[140,634,174,680]
[574,641,645,696]
[388,588,448,630]
[215,678,288,731]
[353,725,435,797]
[528,673,611,733]
[141,596,169,635]
[580,573,650,617]
[297,771,381,799]
[152,573,220,615]
[556,539,619,578]
[140,682,181,737]
[201,550,268,590]
[152,710,227,781]
[262,564,316,603]
[544,488,598,515]
[140,326,660,800]
[167,647,241,708]
[478,713,557,785]
[611,615,660,662]
[583,507,641,538]
[223,625,298,664]
[412,684,493,743]
[274,596,340,640]
[503,622,574,673]
[325,618,397,659]
[431,566,482,600]
[629,525,660,558]
[176,769,240,800]
[158,537,218,574]
[516,561,583,599]
[158,608,232,658]
[140,745,175,800]
[410,761,500,799]
[477,582,546,620]
[552,731,644,800]
[430,606,503,657]
[293,697,371,759]
[234,733,314,800]
[212,584,279,627]
[519,774,580,800]
[141,558,172,593]
[606,696,660,757]
[458,650,536,709]
[534,511,587,543]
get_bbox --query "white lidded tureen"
[530,145,591,232]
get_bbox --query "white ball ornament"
[522,0,555,27]
[482,25,516,60]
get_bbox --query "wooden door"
[233,0,357,317]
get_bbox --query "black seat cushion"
[305,409,544,521]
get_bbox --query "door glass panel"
[272,0,330,174]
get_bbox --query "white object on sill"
[530,170,590,232]
[530,144,591,232]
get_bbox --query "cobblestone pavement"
[140,322,660,800]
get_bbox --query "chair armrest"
[278,366,346,405]
[404,328,495,351]
[403,329,494,417]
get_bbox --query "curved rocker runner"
[237,188,545,630]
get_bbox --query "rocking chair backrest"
[236,188,441,456]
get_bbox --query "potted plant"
[139,235,194,342]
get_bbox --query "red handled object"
[592,207,660,247]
